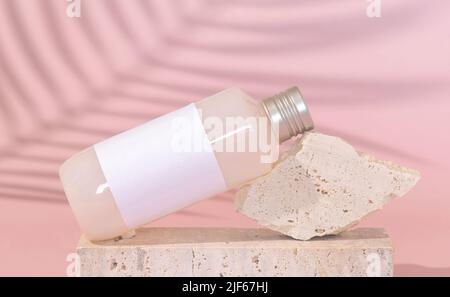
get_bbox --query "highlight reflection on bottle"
[59,87,313,241]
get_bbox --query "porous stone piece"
[235,132,420,240]
[77,227,393,277]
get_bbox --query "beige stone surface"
[235,132,420,240]
[77,227,393,276]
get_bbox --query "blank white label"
[94,104,226,228]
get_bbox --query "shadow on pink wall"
[0,0,449,275]
[395,265,450,277]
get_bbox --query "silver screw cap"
[262,86,314,143]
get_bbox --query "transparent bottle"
[59,87,313,241]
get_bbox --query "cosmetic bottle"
[59,87,313,240]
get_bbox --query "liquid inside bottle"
[59,87,313,241]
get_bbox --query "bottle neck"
[261,87,314,143]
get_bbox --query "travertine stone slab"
[77,227,393,277]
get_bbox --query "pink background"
[0,0,449,276]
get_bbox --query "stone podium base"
[77,227,393,277]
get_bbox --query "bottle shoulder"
[195,87,264,118]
